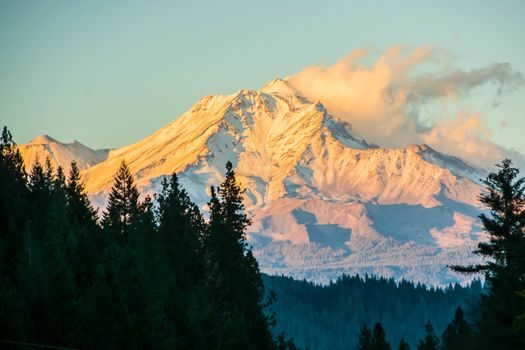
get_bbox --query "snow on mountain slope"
[19,135,108,173]
[82,78,485,286]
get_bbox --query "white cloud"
[286,46,524,168]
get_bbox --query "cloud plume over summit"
[286,46,524,168]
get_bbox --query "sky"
[1,0,524,164]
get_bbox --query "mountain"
[19,135,109,173]
[82,78,486,286]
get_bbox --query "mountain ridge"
[19,135,109,172]
[23,79,486,285]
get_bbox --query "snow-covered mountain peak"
[82,83,362,198]
[30,134,58,144]
[82,80,482,207]
[77,79,487,285]
[260,77,297,96]
[19,135,108,172]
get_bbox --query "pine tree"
[44,157,54,184]
[357,324,372,350]
[205,162,250,275]
[65,161,100,290]
[99,160,148,348]
[39,166,80,346]
[371,322,391,350]
[0,126,25,181]
[204,161,275,349]
[417,322,438,350]
[397,338,410,350]
[102,160,141,243]
[219,161,252,241]
[441,307,473,350]
[54,166,66,191]
[201,186,229,347]
[0,126,28,341]
[27,158,57,240]
[0,133,301,348]
[157,173,204,284]
[66,161,98,227]
[451,159,525,349]
[154,173,207,347]
[0,126,27,241]
[28,158,50,204]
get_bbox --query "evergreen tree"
[157,173,204,284]
[371,322,391,350]
[0,126,25,181]
[357,324,373,350]
[44,157,55,185]
[16,159,52,343]
[204,161,275,349]
[0,126,28,341]
[102,160,141,242]
[66,161,98,227]
[39,165,81,346]
[65,161,100,291]
[441,307,473,350]
[27,157,57,243]
[155,173,207,347]
[0,126,27,240]
[99,160,149,348]
[397,338,409,350]
[451,159,525,349]
[28,158,51,209]
[0,132,299,349]
[356,322,391,350]
[417,322,438,350]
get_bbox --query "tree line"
[264,274,481,350]
[0,127,296,349]
[2,124,525,349]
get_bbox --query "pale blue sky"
[1,0,524,152]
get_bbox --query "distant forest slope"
[264,274,482,349]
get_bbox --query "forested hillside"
[0,127,295,349]
[264,274,482,349]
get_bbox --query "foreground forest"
[2,125,525,349]
[0,127,293,349]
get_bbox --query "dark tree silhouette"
[0,126,28,341]
[357,324,372,350]
[397,338,410,350]
[102,160,141,242]
[371,322,392,350]
[417,322,438,350]
[451,159,525,349]
[441,307,473,350]
[204,161,276,349]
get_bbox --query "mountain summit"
[79,79,485,285]
[19,135,109,172]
